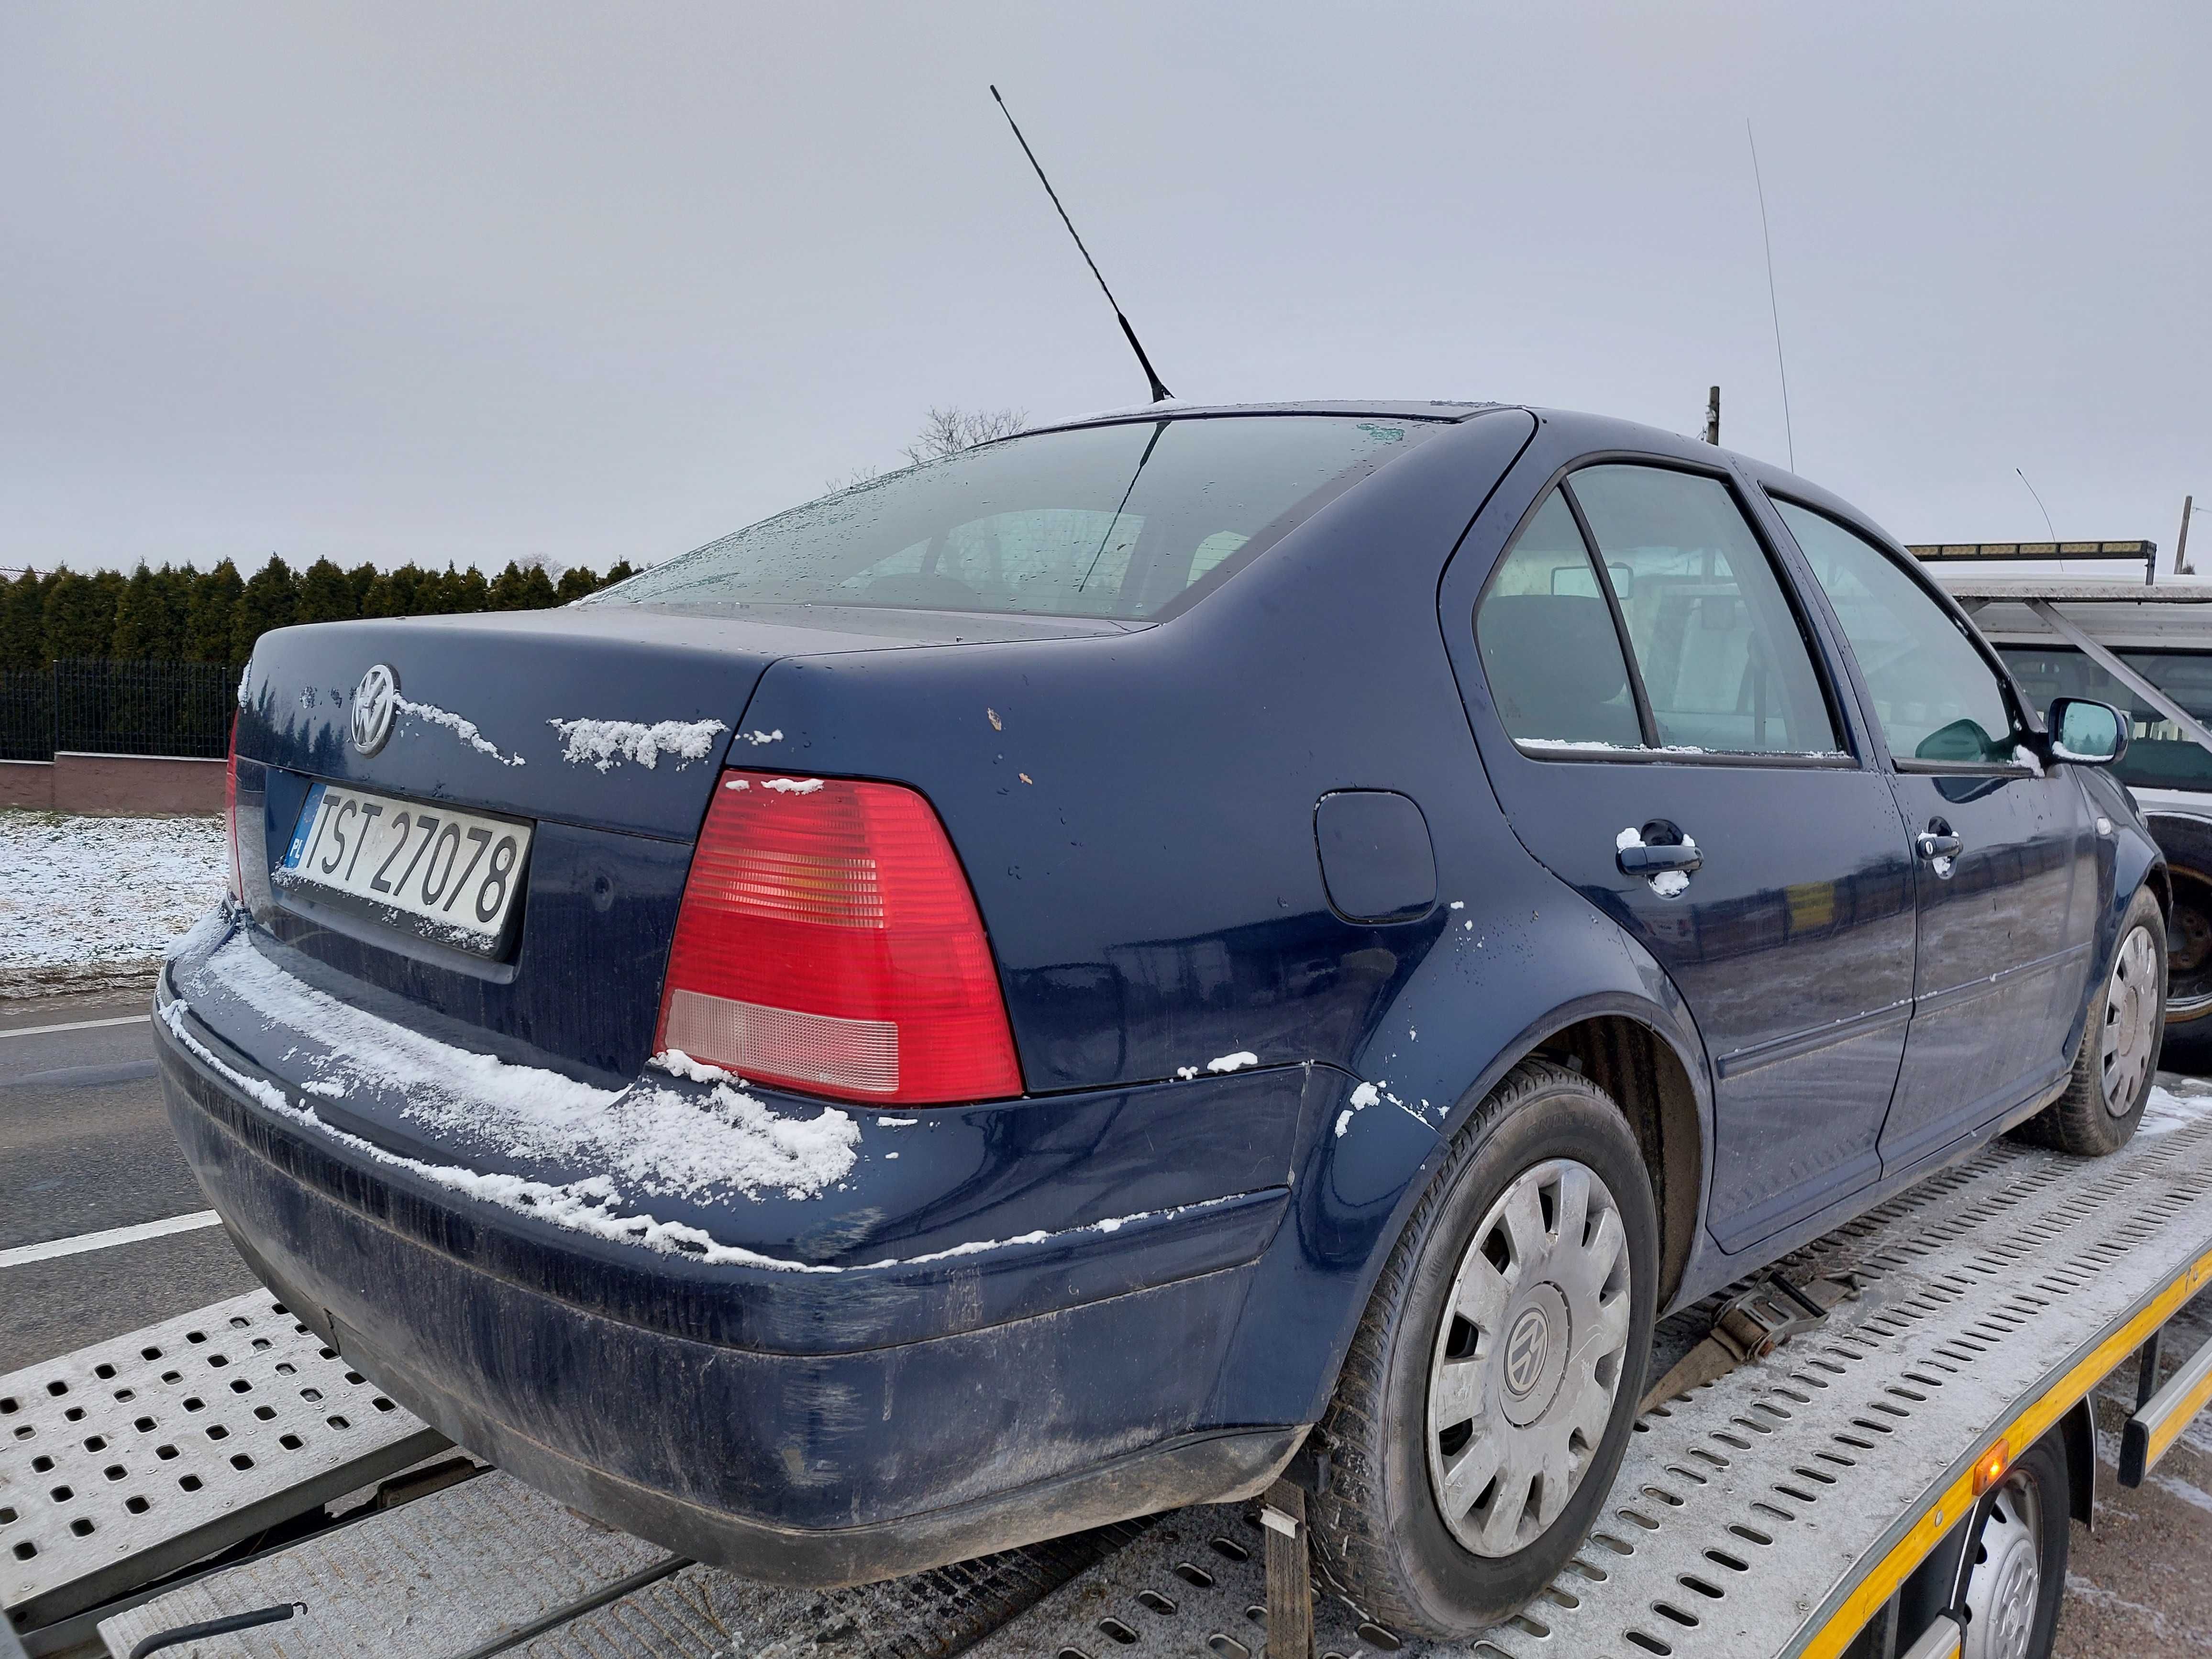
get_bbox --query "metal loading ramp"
[88,1471,1140,1659]
[0,1087,2205,1659]
[968,1092,2212,1659]
[0,1293,446,1650]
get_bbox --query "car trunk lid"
[230,602,1125,1081]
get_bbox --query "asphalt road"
[2056,1283,2212,1657]
[0,987,260,1374]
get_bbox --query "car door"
[1465,460,1918,1252]
[1768,499,2099,1175]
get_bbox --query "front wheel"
[1307,1061,1659,1638]
[2016,884,2165,1157]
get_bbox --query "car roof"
[1008,399,1927,569]
[1028,398,1507,434]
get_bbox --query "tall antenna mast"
[2016,468,2057,540]
[1746,121,1795,473]
[990,85,1173,404]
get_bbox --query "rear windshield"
[1997,643,2212,792]
[589,415,1439,621]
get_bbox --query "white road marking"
[0,1013,152,1040]
[0,1211,221,1269]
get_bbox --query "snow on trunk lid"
[237,608,778,841]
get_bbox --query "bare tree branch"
[900,406,1028,467]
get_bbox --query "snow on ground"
[0,811,228,996]
[2141,1079,2212,1136]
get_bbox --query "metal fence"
[0,660,236,763]
[0,670,52,763]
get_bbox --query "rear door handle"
[1916,831,1963,861]
[1618,843,1704,875]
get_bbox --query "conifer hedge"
[0,556,636,672]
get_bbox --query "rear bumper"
[155,962,1312,1583]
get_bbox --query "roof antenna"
[990,85,1173,404]
[2016,467,2057,540]
[1746,121,1794,473]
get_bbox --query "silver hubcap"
[2101,924,2160,1116]
[1426,1158,1633,1558]
[1962,1468,2042,1659]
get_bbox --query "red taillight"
[655,771,1024,1105]
[224,717,243,903]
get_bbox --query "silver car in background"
[1945,575,2212,1050]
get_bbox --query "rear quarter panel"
[734,411,1548,1096]
[734,409,1723,1420]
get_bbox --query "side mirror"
[2047,697,2128,765]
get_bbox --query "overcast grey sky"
[4,3,2207,577]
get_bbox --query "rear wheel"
[2015,885,2165,1157]
[1307,1061,1659,1638]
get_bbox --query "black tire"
[1958,1431,2069,1659]
[2015,885,2165,1157]
[2157,1019,2212,1080]
[2145,814,2212,1027]
[1306,1060,1659,1639]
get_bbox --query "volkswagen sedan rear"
[156,401,2165,1636]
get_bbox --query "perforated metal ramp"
[975,1091,2212,1659]
[0,1291,443,1636]
[503,1524,1147,1659]
[96,1470,674,1659]
[966,1502,1390,1659]
[98,1472,1142,1659]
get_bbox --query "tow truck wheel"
[1958,1435,2069,1659]
[1307,1060,1659,1639]
[2017,885,2165,1157]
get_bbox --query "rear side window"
[1774,501,2021,765]
[1476,466,1840,757]
[1571,466,1838,755]
[1476,493,1642,747]
[590,416,1439,621]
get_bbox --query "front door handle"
[1916,830,1963,861]
[1618,842,1704,875]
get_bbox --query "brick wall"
[0,753,224,816]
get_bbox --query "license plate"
[277,783,532,954]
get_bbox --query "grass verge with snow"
[0,810,227,996]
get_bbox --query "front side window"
[1775,500,2022,766]
[590,416,1437,621]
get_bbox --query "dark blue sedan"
[156,401,2165,1637]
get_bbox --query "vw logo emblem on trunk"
[351,664,399,756]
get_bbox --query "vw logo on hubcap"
[351,664,400,757]
[1504,1306,1550,1398]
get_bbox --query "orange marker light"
[1971,1440,2012,1496]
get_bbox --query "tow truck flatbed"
[9,1085,2212,1659]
